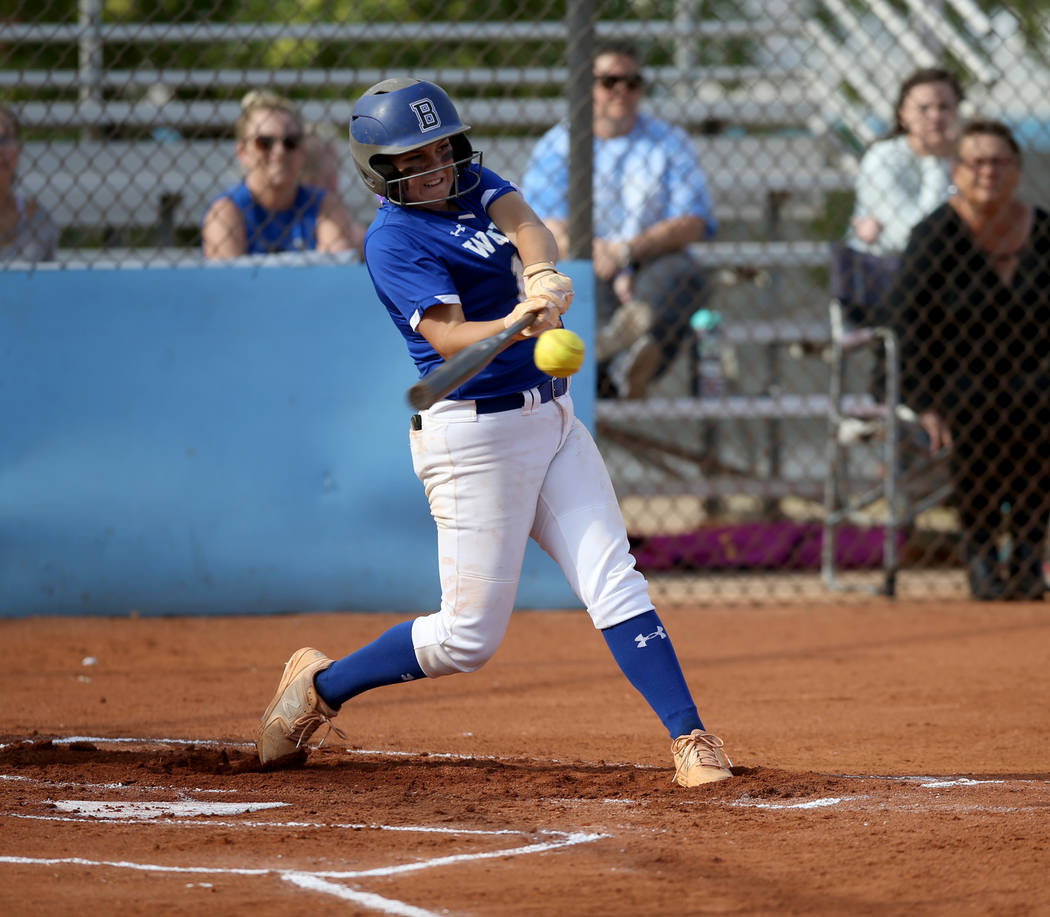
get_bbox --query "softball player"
[256,78,733,786]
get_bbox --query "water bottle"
[691,308,725,398]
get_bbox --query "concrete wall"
[0,258,595,616]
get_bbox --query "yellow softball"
[533,328,586,377]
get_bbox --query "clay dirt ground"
[1,601,1049,916]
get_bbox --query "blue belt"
[473,376,568,415]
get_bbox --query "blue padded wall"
[0,259,595,616]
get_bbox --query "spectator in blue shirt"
[521,42,717,398]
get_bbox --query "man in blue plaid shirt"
[521,41,717,398]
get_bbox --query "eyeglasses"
[594,73,644,91]
[252,134,303,154]
[957,156,1018,172]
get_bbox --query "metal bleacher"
[16,135,852,252]
[9,13,864,248]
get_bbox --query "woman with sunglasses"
[0,103,59,263]
[255,78,735,787]
[889,120,1050,600]
[521,42,716,399]
[202,91,359,259]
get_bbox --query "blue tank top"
[217,181,326,254]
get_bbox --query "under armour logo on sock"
[400,672,417,682]
[634,626,666,648]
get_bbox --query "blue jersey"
[364,165,550,401]
[207,181,326,254]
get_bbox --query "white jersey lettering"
[462,231,496,257]
[462,222,511,258]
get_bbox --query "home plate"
[51,800,288,819]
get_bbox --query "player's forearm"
[491,191,564,266]
[418,309,514,360]
[511,219,563,269]
[539,218,571,260]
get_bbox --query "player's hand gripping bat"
[406,313,538,411]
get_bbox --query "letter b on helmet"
[410,98,442,132]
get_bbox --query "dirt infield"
[2,601,1049,916]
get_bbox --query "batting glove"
[505,296,561,338]
[523,261,574,314]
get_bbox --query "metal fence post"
[565,0,594,261]
[78,0,103,105]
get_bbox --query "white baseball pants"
[408,389,653,677]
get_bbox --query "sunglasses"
[956,156,1018,172]
[594,73,644,91]
[252,134,303,153]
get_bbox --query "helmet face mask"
[349,78,482,205]
[378,140,482,207]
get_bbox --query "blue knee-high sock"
[602,610,703,739]
[314,620,425,709]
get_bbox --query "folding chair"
[822,243,952,596]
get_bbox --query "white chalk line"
[0,856,271,877]
[283,873,440,917]
[0,832,604,881]
[1,738,609,917]
[0,831,606,917]
[0,736,253,750]
[0,772,237,793]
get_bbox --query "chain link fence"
[3,0,1049,603]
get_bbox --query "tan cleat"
[256,647,342,765]
[671,729,733,787]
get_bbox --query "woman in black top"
[890,119,1050,600]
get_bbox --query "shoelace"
[672,732,730,784]
[291,710,347,751]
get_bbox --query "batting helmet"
[349,78,481,205]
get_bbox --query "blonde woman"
[202,91,357,258]
[0,103,58,263]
